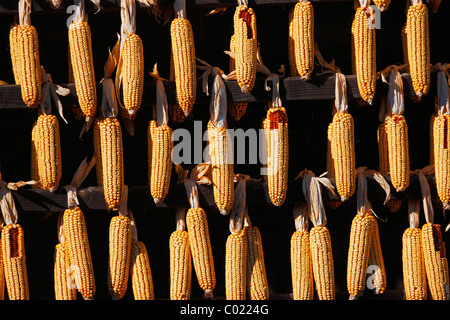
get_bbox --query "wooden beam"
[0,73,434,109]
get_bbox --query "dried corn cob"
[330,112,356,201]
[228,33,248,120]
[17,24,42,107]
[35,114,62,192]
[225,228,248,300]
[347,212,375,299]
[386,114,410,192]
[121,33,144,115]
[54,243,77,300]
[130,241,154,300]
[63,207,95,300]
[421,223,449,300]
[68,21,97,119]
[1,224,29,300]
[148,120,173,204]
[406,2,430,98]
[234,5,257,93]
[98,117,124,210]
[373,0,390,11]
[246,226,269,300]
[169,229,192,300]
[352,6,376,105]
[433,115,450,209]
[292,0,314,80]
[288,7,299,77]
[262,107,289,206]
[402,227,427,300]
[367,218,386,294]
[291,229,314,300]
[108,215,132,300]
[170,17,196,116]
[207,120,234,214]
[185,208,216,298]
[9,24,21,85]
[310,225,335,300]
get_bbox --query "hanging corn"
[291,0,314,81]
[228,34,248,121]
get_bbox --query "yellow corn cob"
[234,5,257,93]
[9,24,21,85]
[68,21,97,118]
[228,33,248,120]
[330,112,356,201]
[63,207,95,300]
[185,208,216,298]
[292,1,314,81]
[352,6,376,105]
[169,230,192,300]
[347,213,375,299]
[433,115,450,209]
[262,107,289,207]
[108,215,132,300]
[1,224,29,300]
[421,223,449,300]
[386,114,410,192]
[170,18,196,117]
[130,241,154,300]
[402,227,427,300]
[225,228,248,300]
[17,25,42,107]
[54,243,77,300]
[35,114,62,191]
[377,120,389,177]
[373,0,390,11]
[288,8,299,77]
[246,226,269,300]
[122,33,144,114]
[148,120,173,204]
[169,104,186,123]
[401,23,409,69]
[406,3,430,98]
[98,117,124,210]
[207,121,234,214]
[290,230,314,300]
[367,218,386,294]
[93,118,103,187]
[310,225,335,300]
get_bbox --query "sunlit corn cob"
[169,230,192,300]
[225,228,248,300]
[207,121,234,214]
[401,23,409,68]
[347,213,375,299]
[108,215,132,300]
[262,107,289,207]
[228,33,248,120]
[246,226,269,300]
[54,243,77,300]
[170,18,196,117]
[310,225,335,300]
[168,104,186,123]
[373,0,390,11]
[130,241,154,300]
[377,120,389,177]
[386,114,410,192]
[352,6,376,104]
[290,230,314,300]
[9,24,21,85]
[17,25,42,107]
[288,8,299,77]
[122,33,144,114]
[433,115,450,209]
[185,208,216,298]
[93,118,103,186]
[292,1,314,80]
[233,5,257,93]
[1,224,29,300]
[330,112,356,201]
[68,21,97,119]
[148,120,173,204]
[367,219,386,294]
[406,3,430,98]
[327,121,335,180]
[98,117,124,210]
[402,227,427,300]
[421,223,449,300]
[35,114,62,192]
[63,207,95,300]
